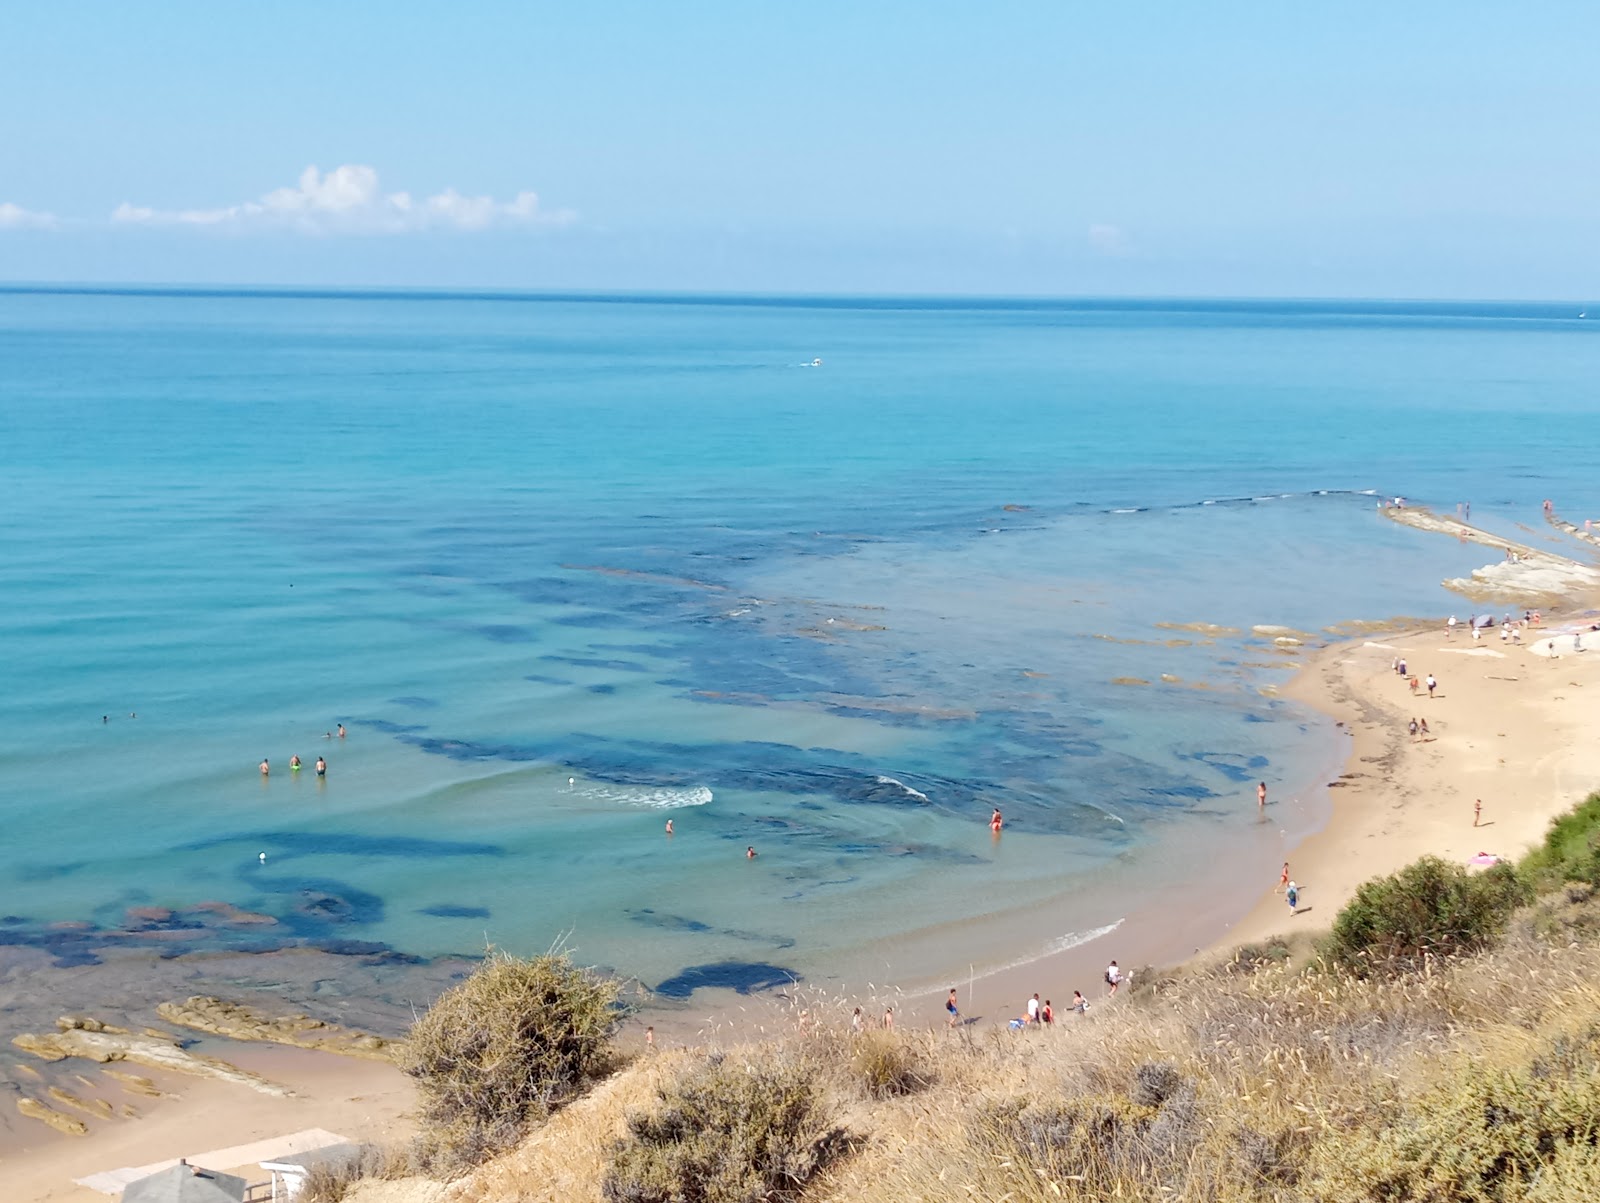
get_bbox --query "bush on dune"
[399,951,622,1171]
[1325,855,1530,973]
[603,1053,849,1203]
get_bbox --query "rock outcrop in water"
[156,995,400,1062]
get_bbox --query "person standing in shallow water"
[315,756,326,777]
[259,758,270,777]
[990,808,1003,832]
[664,818,673,836]
[1257,781,1267,809]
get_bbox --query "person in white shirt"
[1026,993,1041,1024]
[1105,961,1122,996]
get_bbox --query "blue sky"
[1,2,1595,298]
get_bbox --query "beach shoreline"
[10,519,1600,1200]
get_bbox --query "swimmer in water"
[990,808,1003,832]
[746,846,757,859]
[337,723,346,739]
[259,758,270,777]
[290,755,302,772]
[315,756,326,777]
[665,819,673,836]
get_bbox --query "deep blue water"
[2,289,1597,995]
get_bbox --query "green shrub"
[603,1054,849,1203]
[399,951,621,1170]
[1520,791,1600,893]
[850,1031,926,1099]
[1325,855,1530,973]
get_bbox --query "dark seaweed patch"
[389,695,439,709]
[653,960,800,1000]
[541,654,652,672]
[588,684,618,695]
[419,904,492,919]
[179,831,504,858]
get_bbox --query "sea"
[2,288,1598,1011]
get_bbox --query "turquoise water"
[3,290,1598,999]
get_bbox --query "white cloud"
[112,165,572,234]
[1087,223,1130,256]
[0,201,59,230]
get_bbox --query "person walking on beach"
[315,756,326,777]
[1474,799,1483,827]
[1426,673,1438,699]
[1447,615,1457,639]
[645,1025,655,1049]
[946,988,960,1027]
[1105,961,1122,996]
[1073,990,1090,1015]
[1278,862,1290,892]
[883,1006,894,1031]
[851,1007,864,1036]
[1257,781,1267,810]
[1398,657,1407,678]
[259,758,270,777]
[1418,718,1430,737]
[1286,880,1300,915]
[1408,717,1419,740]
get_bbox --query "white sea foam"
[573,783,713,809]
[874,775,929,802]
[916,920,1126,994]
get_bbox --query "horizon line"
[0,281,1595,316]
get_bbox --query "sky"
[1,2,1596,298]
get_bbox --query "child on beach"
[946,988,960,1027]
[1286,881,1300,914]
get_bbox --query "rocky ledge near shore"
[1382,505,1600,606]
[12,1016,293,1097]
[156,995,401,1062]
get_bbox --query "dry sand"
[1220,620,1600,951]
[5,1044,413,1203]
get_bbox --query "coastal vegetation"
[316,792,1600,1203]
[397,950,622,1172]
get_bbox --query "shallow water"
[3,290,1598,1001]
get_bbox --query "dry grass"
[346,928,1600,1203]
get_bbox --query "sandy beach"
[1219,614,1600,951]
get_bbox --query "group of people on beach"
[257,723,342,778]
[995,969,1117,1031]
